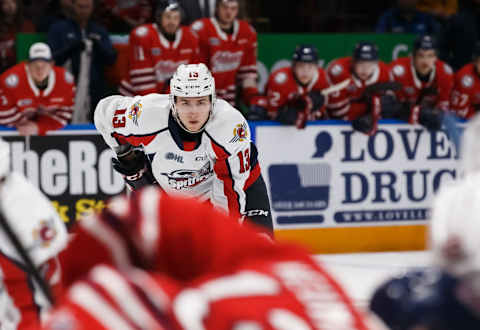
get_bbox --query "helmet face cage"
[170,64,216,133]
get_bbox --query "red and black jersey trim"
[111,128,168,146]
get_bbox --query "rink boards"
[0,120,461,252]
[253,120,460,253]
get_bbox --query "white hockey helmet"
[0,139,10,179]
[170,63,216,133]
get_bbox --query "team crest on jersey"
[229,122,248,143]
[393,65,405,77]
[5,74,18,88]
[17,98,32,106]
[135,26,148,37]
[161,162,213,190]
[462,75,474,88]
[274,72,287,84]
[128,101,142,125]
[32,218,57,248]
[151,48,161,56]
[330,64,342,77]
[209,37,220,46]
[444,63,453,75]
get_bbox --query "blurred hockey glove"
[351,95,382,135]
[409,105,444,131]
[246,96,268,121]
[307,91,325,111]
[112,144,157,191]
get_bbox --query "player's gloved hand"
[409,105,444,131]
[246,96,268,121]
[307,91,325,111]
[112,144,157,191]
[378,94,405,119]
[352,96,382,135]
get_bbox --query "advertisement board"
[255,121,460,252]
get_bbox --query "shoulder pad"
[392,64,405,77]
[134,26,149,37]
[4,73,19,88]
[191,20,204,32]
[443,63,453,75]
[274,71,288,85]
[64,70,74,84]
[329,63,343,77]
[461,74,474,88]
[125,94,170,133]
[206,100,250,149]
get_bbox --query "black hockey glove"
[379,94,408,119]
[418,107,444,131]
[112,145,157,191]
[307,91,325,111]
[351,95,382,135]
[276,96,306,125]
[246,104,268,121]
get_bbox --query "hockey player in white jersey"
[94,63,273,233]
[0,138,68,329]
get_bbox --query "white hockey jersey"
[94,94,261,216]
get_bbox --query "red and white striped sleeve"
[0,88,22,127]
[125,26,158,95]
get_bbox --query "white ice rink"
[315,251,432,309]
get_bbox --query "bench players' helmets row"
[353,41,379,61]
[170,63,216,133]
[292,45,319,63]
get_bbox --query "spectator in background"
[96,0,152,34]
[191,0,260,109]
[34,0,74,33]
[48,0,117,123]
[119,0,199,96]
[0,43,75,135]
[0,0,35,74]
[376,0,439,34]
[417,0,458,20]
[450,42,480,119]
[179,0,247,25]
[253,44,327,129]
[438,0,480,71]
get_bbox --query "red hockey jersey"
[450,63,480,119]
[191,18,257,105]
[389,56,454,111]
[120,24,200,96]
[325,57,391,120]
[0,62,75,135]
[50,187,368,330]
[265,66,328,119]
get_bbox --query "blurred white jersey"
[94,94,261,215]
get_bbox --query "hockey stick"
[321,78,351,96]
[0,208,55,306]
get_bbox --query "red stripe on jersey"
[112,130,164,147]
[243,163,261,190]
[210,140,241,215]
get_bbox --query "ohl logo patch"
[128,101,142,126]
[229,123,248,143]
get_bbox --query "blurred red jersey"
[0,62,75,134]
[450,63,480,119]
[191,18,257,105]
[53,188,368,330]
[120,24,200,96]
[389,56,454,110]
[325,57,390,120]
[265,66,328,118]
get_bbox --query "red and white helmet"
[170,63,216,133]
